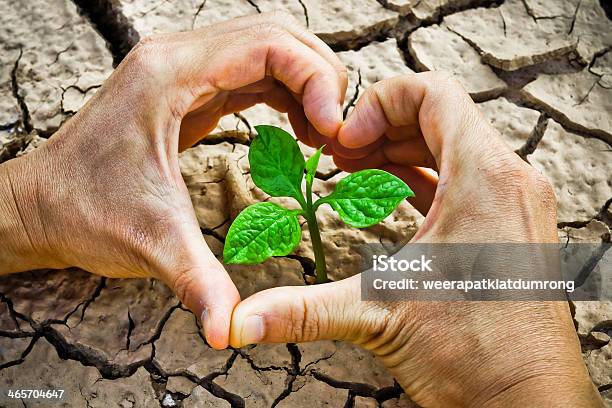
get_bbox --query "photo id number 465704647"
[3,389,65,400]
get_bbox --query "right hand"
[230,74,602,406]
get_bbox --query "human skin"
[229,74,604,407]
[0,12,348,350]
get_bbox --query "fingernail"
[241,315,264,345]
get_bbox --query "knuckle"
[367,79,389,98]
[126,35,171,77]
[419,71,466,97]
[423,70,458,86]
[248,21,287,42]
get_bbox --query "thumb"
[229,275,389,347]
[165,232,241,350]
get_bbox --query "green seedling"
[223,125,414,284]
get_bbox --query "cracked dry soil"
[0,0,611,406]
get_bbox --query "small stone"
[574,301,612,338]
[409,25,506,100]
[162,393,177,407]
[584,341,612,388]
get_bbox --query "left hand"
[0,12,348,349]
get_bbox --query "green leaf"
[305,145,325,185]
[223,202,302,264]
[249,125,305,202]
[316,169,414,228]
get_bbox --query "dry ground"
[0,0,610,406]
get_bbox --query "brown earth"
[0,0,610,406]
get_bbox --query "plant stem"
[305,180,328,284]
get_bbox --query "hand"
[0,12,347,349]
[229,74,603,405]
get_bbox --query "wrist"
[0,152,63,274]
[485,371,603,407]
[468,314,602,407]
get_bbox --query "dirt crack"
[0,336,40,371]
[558,199,612,232]
[343,69,362,119]
[133,302,182,352]
[60,84,103,115]
[10,49,33,134]
[246,0,262,14]
[311,371,404,403]
[70,0,140,66]
[192,0,207,29]
[296,0,310,27]
[568,0,583,35]
[147,350,245,407]
[516,112,549,159]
